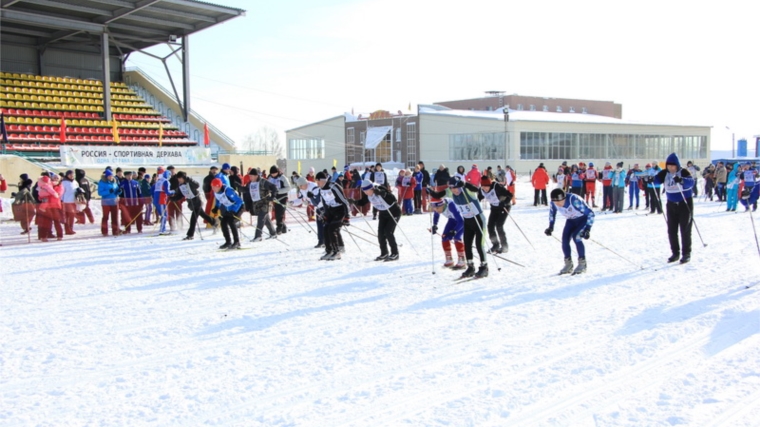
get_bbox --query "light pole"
[503,108,510,167]
[726,126,735,158]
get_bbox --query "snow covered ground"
[1,190,759,426]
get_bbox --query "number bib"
[320,188,339,207]
[375,173,385,185]
[215,191,234,207]
[249,181,261,201]
[178,183,195,200]
[368,193,392,211]
[482,188,500,206]
[458,202,478,218]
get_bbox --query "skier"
[738,162,759,212]
[544,188,595,275]
[432,176,488,278]
[355,179,402,261]
[120,171,143,234]
[429,195,466,269]
[247,168,278,242]
[584,162,598,207]
[317,171,351,260]
[477,176,513,254]
[626,163,642,209]
[210,177,244,250]
[98,169,121,237]
[371,163,389,220]
[267,165,291,234]
[176,171,216,241]
[600,162,614,211]
[726,163,739,212]
[654,153,694,263]
[296,175,325,248]
[152,167,174,235]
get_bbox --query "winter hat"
[550,188,566,201]
[633,163,639,168]
[167,165,175,171]
[175,171,187,180]
[115,167,123,173]
[157,166,165,174]
[124,171,133,176]
[19,173,29,181]
[617,162,624,168]
[104,169,114,177]
[248,168,259,176]
[588,162,594,167]
[430,197,445,208]
[605,162,611,166]
[221,163,231,171]
[361,179,374,191]
[211,178,223,188]
[315,171,327,180]
[448,176,464,188]
[309,167,315,174]
[51,174,60,182]
[143,174,150,181]
[230,166,239,174]
[65,170,73,176]
[296,176,308,186]
[645,163,651,168]
[538,163,544,169]
[270,165,279,175]
[481,176,493,187]
[210,165,219,171]
[472,164,478,169]
[665,153,681,168]
[163,170,172,179]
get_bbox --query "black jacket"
[434,168,450,187]
[74,169,91,201]
[202,173,215,194]
[356,186,401,218]
[477,182,513,210]
[420,168,431,187]
[245,178,277,214]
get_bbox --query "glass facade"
[406,123,417,167]
[520,132,707,160]
[449,132,506,161]
[289,138,325,160]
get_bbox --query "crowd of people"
[3,155,756,276]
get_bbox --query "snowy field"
[1,190,759,426]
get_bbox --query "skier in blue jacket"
[545,188,595,275]
[430,195,466,269]
[211,177,244,250]
[738,162,759,212]
[725,163,739,212]
[654,152,695,264]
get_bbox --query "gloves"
[431,225,438,234]
[544,226,553,236]
[673,176,683,184]
[342,217,351,226]
[580,228,591,240]
[306,191,314,198]
[211,207,219,215]
[445,229,457,238]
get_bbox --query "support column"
[101,32,112,122]
[181,35,190,122]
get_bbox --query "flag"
[297,161,302,175]
[111,120,120,144]
[0,113,9,151]
[408,102,411,111]
[203,123,210,147]
[59,117,67,143]
[351,107,354,115]
[158,122,163,147]
[333,159,337,168]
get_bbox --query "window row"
[519,132,707,161]
[289,138,325,160]
[449,132,506,161]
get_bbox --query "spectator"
[60,170,80,235]
[531,163,550,206]
[37,174,64,242]
[465,164,481,185]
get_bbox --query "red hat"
[211,178,223,188]
[481,176,493,187]
[157,166,165,174]
[430,197,445,207]
[645,163,652,168]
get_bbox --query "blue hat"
[222,163,231,170]
[361,179,374,191]
[588,162,594,167]
[104,169,114,177]
[448,176,464,188]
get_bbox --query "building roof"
[0,0,245,54]
[419,106,710,128]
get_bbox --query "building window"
[556,106,563,112]
[519,132,707,160]
[449,132,506,161]
[395,127,401,143]
[530,105,536,111]
[289,138,325,160]
[581,107,588,114]
[569,107,575,113]
[543,105,548,112]
[517,104,523,111]
[406,122,417,167]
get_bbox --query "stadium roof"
[0,0,245,54]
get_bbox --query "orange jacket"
[531,167,550,190]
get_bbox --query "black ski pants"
[324,207,345,253]
[378,211,399,256]
[487,205,508,249]
[648,187,663,214]
[464,214,487,264]
[187,197,215,238]
[274,194,287,232]
[220,212,240,244]
[666,199,693,257]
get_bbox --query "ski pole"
[386,210,419,256]
[507,209,535,250]
[747,210,760,261]
[173,200,203,241]
[274,199,316,234]
[589,237,643,270]
[488,251,525,267]
[343,228,380,247]
[349,202,377,236]
[677,184,707,247]
[462,189,500,271]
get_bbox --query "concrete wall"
[286,116,345,174]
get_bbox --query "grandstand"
[0,0,244,158]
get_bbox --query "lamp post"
[503,108,510,167]
[726,126,735,158]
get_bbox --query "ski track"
[1,193,759,426]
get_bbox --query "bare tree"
[242,127,284,159]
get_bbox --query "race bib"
[482,188,500,206]
[375,173,385,185]
[249,181,261,201]
[216,191,234,207]
[320,189,338,207]
[179,184,195,200]
[368,193,392,211]
[458,202,478,218]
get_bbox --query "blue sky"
[126,0,759,153]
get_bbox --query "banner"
[60,145,213,167]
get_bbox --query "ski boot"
[460,262,476,278]
[228,241,241,250]
[219,242,231,250]
[384,253,399,262]
[572,257,587,275]
[442,255,454,268]
[327,251,342,261]
[375,254,389,261]
[559,258,574,275]
[252,236,263,242]
[680,253,691,264]
[182,236,193,241]
[475,263,489,278]
[320,251,333,260]
[667,253,679,263]
[452,256,466,270]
